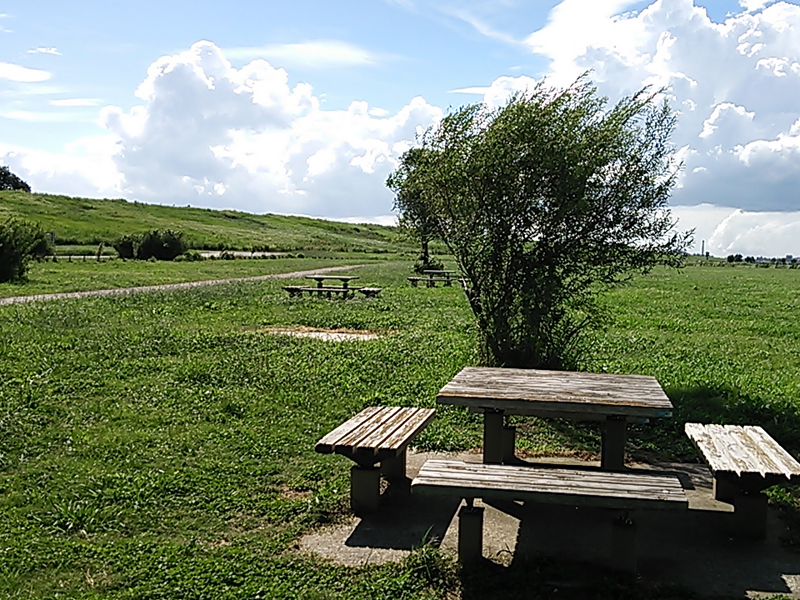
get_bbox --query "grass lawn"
[0,256,394,299]
[1,260,799,599]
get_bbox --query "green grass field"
[1,260,799,599]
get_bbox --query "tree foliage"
[387,148,443,272]
[388,77,692,369]
[0,218,52,282]
[0,165,31,193]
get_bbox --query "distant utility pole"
[701,240,705,257]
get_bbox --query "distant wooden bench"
[283,286,359,299]
[685,423,800,538]
[407,276,456,288]
[358,287,382,298]
[282,285,304,297]
[412,459,687,571]
[316,406,436,514]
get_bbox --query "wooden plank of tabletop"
[437,367,672,418]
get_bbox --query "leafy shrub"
[137,229,186,260]
[113,235,136,259]
[113,230,187,261]
[174,250,203,262]
[413,256,444,274]
[0,218,52,282]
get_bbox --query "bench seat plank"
[315,406,383,453]
[685,423,800,481]
[412,460,687,510]
[316,406,435,455]
[336,406,408,449]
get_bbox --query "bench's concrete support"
[457,504,485,563]
[611,513,638,573]
[732,492,768,539]
[483,411,505,464]
[601,416,627,471]
[351,465,381,515]
[713,475,739,504]
[381,451,407,483]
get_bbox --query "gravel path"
[0,265,365,306]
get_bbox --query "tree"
[0,166,31,192]
[388,77,691,369]
[0,218,52,282]
[387,147,443,272]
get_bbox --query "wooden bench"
[316,406,436,514]
[282,285,304,297]
[685,422,800,538]
[412,459,687,571]
[357,287,382,298]
[407,276,456,288]
[284,286,359,299]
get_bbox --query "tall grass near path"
[1,262,800,598]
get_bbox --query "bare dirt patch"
[257,326,381,342]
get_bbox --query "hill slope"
[0,191,410,252]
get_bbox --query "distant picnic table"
[283,275,381,299]
[408,270,460,288]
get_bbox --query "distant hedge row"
[113,230,187,261]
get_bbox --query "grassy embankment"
[2,259,800,599]
[0,191,415,254]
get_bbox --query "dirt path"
[0,265,366,306]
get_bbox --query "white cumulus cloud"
[28,47,61,55]
[0,62,50,82]
[466,0,800,253]
[224,40,383,69]
[91,41,442,217]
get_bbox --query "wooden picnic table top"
[437,366,673,420]
[422,270,457,275]
[305,275,360,281]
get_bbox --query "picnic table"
[305,275,359,290]
[437,367,673,470]
[283,275,382,299]
[408,270,460,287]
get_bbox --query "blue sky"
[2,0,800,255]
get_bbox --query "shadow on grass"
[459,497,799,600]
[627,385,800,463]
[345,485,461,552]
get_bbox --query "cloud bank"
[7,41,442,220]
[475,0,800,253]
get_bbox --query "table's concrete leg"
[483,411,505,464]
[502,425,516,463]
[381,450,407,483]
[350,465,381,515]
[611,512,638,573]
[601,416,627,471]
[458,504,484,563]
[732,492,768,539]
